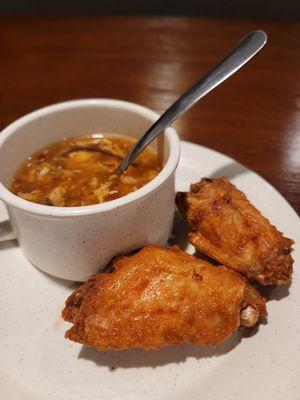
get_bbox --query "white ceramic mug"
[0,99,180,281]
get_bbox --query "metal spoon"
[117,30,267,174]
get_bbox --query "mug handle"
[0,200,17,242]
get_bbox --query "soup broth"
[10,135,162,207]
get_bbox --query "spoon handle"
[118,30,267,173]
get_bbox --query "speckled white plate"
[1,141,299,400]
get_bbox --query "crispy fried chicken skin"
[62,245,266,351]
[176,178,294,286]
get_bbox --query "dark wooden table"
[0,16,299,214]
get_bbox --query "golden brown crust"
[62,245,266,351]
[176,177,294,285]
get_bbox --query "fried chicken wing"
[62,245,266,351]
[176,178,294,286]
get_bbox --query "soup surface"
[10,135,162,206]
